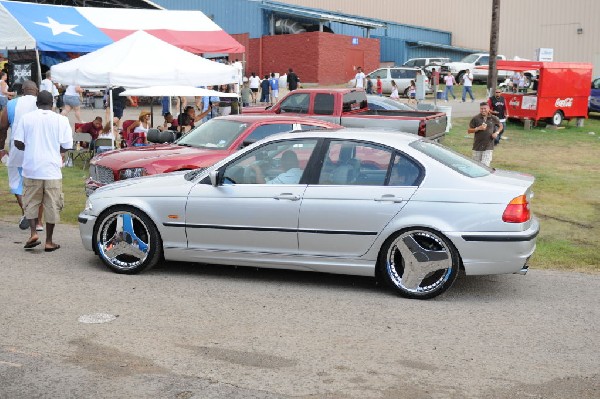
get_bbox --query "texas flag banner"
[0,0,244,54]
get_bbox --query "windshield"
[177,119,247,149]
[410,140,491,178]
[460,54,480,63]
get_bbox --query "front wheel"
[377,228,460,299]
[94,206,163,274]
[552,110,564,126]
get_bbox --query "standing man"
[287,68,299,92]
[488,89,508,144]
[39,71,59,111]
[467,102,502,166]
[0,80,43,230]
[461,69,475,102]
[12,91,72,252]
[354,66,366,89]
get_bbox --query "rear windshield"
[177,119,247,149]
[410,140,491,177]
[342,91,368,112]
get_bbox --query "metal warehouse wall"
[152,0,266,38]
[275,0,600,73]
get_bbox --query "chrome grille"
[89,164,115,184]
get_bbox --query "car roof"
[214,114,340,127]
[259,127,420,146]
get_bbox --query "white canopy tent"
[50,31,240,88]
[121,86,239,98]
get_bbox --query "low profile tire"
[93,206,162,274]
[377,228,460,299]
[552,110,564,126]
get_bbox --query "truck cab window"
[313,93,334,115]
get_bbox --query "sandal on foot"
[24,239,41,249]
[44,244,61,252]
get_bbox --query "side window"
[478,56,489,65]
[404,60,415,67]
[369,69,388,79]
[223,139,318,185]
[243,123,293,145]
[414,60,425,67]
[318,140,394,185]
[313,93,334,115]
[342,91,368,112]
[593,79,600,89]
[390,69,402,79]
[387,153,422,186]
[279,93,310,113]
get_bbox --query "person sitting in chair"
[126,110,151,146]
[158,112,179,132]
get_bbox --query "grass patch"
[1,110,598,272]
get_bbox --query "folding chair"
[93,137,115,155]
[68,132,93,169]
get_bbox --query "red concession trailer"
[487,61,593,126]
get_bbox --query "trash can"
[436,90,444,100]
[436,105,452,132]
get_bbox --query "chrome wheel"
[380,229,459,299]
[95,207,161,273]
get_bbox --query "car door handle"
[374,194,404,203]
[273,193,301,201]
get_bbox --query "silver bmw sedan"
[79,129,539,299]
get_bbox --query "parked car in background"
[244,88,447,140]
[85,115,340,195]
[348,67,432,96]
[403,57,450,69]
[366,95,418,111]
[589,77,600,113]
[79,129,539,299]
[441,53,512,83]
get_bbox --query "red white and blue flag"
[0,0,244,54]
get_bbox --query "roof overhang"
[257,1,386,30]
[406,40,481,53]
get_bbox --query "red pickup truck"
[243,88,447,141]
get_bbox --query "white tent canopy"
[50,31,240,88]
[121,86,238,98]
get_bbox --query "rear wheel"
[93,206,162,274]
[552,110,564,126]
[456,71,465,84]
[377,228,460,299]
[403,87,410,98]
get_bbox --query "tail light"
[502,195,531,223]
[418,120,426,137]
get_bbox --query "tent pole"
[109,88,115,148]
[34,48,42,85]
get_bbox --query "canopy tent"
[51,31,240,88]
[121,86,239,98]
[0,0,244,54]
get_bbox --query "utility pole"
[488,0,501,96]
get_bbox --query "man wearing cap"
[13,91,72,252]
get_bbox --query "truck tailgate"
[339,111,447,140]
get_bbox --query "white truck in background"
[440,53,511,83]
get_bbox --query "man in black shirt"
[487,89,508,145]
[287,68,299,91]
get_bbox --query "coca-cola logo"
[509,97,520,107]
[555,98,573,107]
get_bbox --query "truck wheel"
[552,110,564,126]
[403,87,410,98]
[456,71,465,84]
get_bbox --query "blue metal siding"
[152,0,267,38]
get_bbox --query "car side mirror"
[475,62,481,66]
[209,170,220,187]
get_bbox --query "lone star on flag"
[34,17,82,36]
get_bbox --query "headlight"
[84,198,93,212]
[119,167,146,180]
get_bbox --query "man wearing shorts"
[248,72,260,104]
[0,80,43,230]
[13,91,72,252]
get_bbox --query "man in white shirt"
[13,91,72,252]
[0,80,43,230]
[252,150,303,184]
[248,72,260,104]
[354,66,366,89]
[39,71,59,111]
[461,69,475,102]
